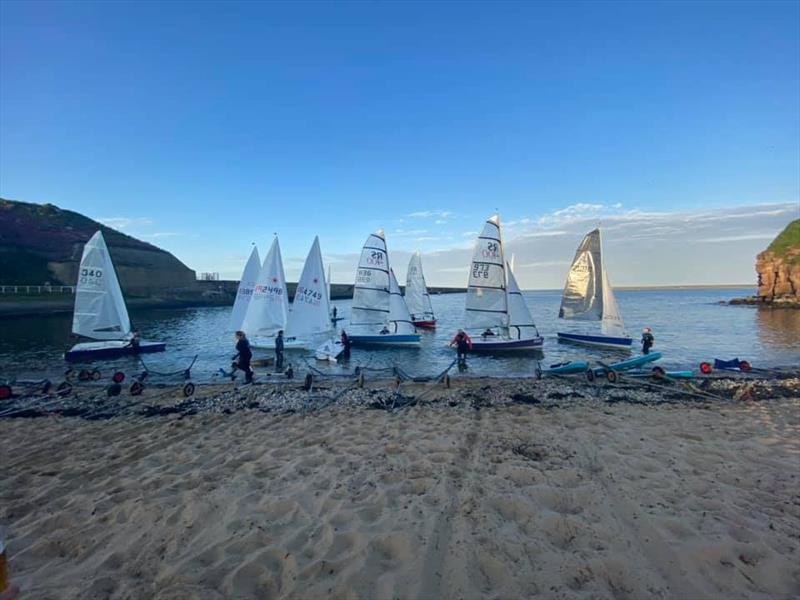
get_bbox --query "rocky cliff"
[755,219,800,306]
[0,198,197,295]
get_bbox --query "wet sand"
[1,380,799,599]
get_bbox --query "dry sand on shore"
[1,391,799,600]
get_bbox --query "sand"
[1,384,799,599]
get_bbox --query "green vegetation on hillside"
[767,219,800,264]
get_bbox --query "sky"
[1,0,798,288]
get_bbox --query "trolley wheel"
[107,383,122,397]
[65,368,76,382]
[699,361,713,374]
[91,369,102,381]
[0,384,12,401]
[585,368,596,383]
[130,381,145,396]
[357,372,365,388]
[41,380,52,394]
[739,360,752,372]
[444,373,451,388]
[606,370,619,384]
[182,382,195,397]
[78,369,92,381]
[112,371,126,383]
[56,381,73,396]
[652,366,666,377]
[303,373,313,391]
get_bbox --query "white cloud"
[407,209,453,219]
[98,217,153,230]
[141,231,182,239]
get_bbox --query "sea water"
[1,287,798,382]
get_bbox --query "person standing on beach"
[641,327,655,354]
[450,329,472,367]
[233,331,253,383]
[275,330,285,369]
[340,330,351,359]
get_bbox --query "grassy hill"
[766,219,800,265]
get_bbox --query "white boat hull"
[64,339,166,362]
[250,337,310,350]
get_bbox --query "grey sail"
[558,229,603,321]
[351,230,391,326]
[465,215,508,329]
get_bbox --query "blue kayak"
[593,352,662,375]
[627,369,694,379]
[541,360,590,375]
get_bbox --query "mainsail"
[506,261,539,340]
[241,237,288,337]
[286,236,332,337]
[388,268,416,334]
[405,251,434,320]
[228,245,261,332]
[465,215,508,329]
[72,231,131,340]
[600,255,626,336]
[558,229,603,321]
[351,230,390,326]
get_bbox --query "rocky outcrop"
[0,198,197,296]
[734,219,800,308]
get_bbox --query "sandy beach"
[1,377,799,600]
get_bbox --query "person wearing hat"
[641,327,655,355]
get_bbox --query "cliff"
[0,198,197,295]
[755,219,800,306]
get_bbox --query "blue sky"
[1,0,798,287]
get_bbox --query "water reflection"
[755,307,800,351]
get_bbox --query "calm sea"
[1,287,798,382]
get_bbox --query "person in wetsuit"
[340,330,351,359]
[275,330,285,369]
[233,330,253,383]
[641,327,655,355]
[450,329,473,367]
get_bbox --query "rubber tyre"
[182,382,195,397]
[652,366,666,377]
[0,384,12,401]
[112,371,126,384]
[606,370,619,384]
[78,369,91,381]
[699,361,713,374]
[91,369,102,381]
[130,381,145,396]
[585,369,596,383]
[57,381,73,396]
[107,383,122,397]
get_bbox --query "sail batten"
[72,231,131,341]
[351,231,391,325]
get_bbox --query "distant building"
[199,272,220,281]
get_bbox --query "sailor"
[232,331,254,383]
[275,330,285,369]
[380,325,390,335]
[340,330,351,359]
[641,327,655,355]
[128,331,141,350]
[482,328,495,338]
[450,329,473,367]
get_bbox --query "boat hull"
[250,338,310,351]
[593,352,662,374]
[557,332,632,349]
[64,340,166,362]
[315,339,345,362]
[349,334,421,347]
[412,320,437,329]
[470,336,544,352]
[541,360,590,375]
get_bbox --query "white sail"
[351,230,390,326]
[558,229,603,321]
[72,231,131,340]
[599,231,626,336]
[389,268,416,334]
[405,251,435,321]
[228,245,261,332]
[327,264,332,304]
[287,236,332,338]
[465,215,507,329]
[241,237,288,337]
[506,262,539,340]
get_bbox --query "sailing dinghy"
[348,230,421,347]
[65,231,165,361]
[556,229,632,349]
[463,215,543,351]
[228,245,261,332]
[405,251,436,328]
[244,238,291,349]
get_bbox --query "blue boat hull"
[593,351,662,374]
[349,334,421,347]
[64,340,166,362]
[557,332,632,349]
[542,360,590,375]
[470,336,544,352]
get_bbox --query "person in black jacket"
[275,330,285,369]
[233,330,253,383]
[340,330,351,359]
[641,327,655,355]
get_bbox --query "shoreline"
[1,374,798,599]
